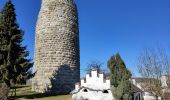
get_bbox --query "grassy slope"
[11,84,71,100]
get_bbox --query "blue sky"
[0,0,169,77]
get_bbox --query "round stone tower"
[32,0,80,94]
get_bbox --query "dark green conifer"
[107,53,132,100]
[0,0,33,88]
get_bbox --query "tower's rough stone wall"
[32,0,80,94]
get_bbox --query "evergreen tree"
[107,53,132,100]
[0,0,33,91]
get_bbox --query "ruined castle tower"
[32,0,80,94]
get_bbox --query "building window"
[135,96,138,100]
[83,89,88,92]
[102,90,109,93]
[138,93,140,100]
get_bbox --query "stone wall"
[32,0,80,94]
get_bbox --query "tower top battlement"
[42,0,74,5]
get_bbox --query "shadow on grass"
[10,85,30,89]
[10,64,78,99]
[10,93,67,99]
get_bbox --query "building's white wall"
[72,70,114,100]
[72,88,113,100]
[143,94,161,100]
[161,75,168,88]
[81,70,110,90]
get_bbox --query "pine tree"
[107,53,132,100]
[0,0,34,94]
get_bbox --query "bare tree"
[86,61,104,72]
[137,47,170,100]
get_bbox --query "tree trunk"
[10,88,13,97]
[15,87,16,97]
[0,82,9,100]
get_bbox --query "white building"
[71,69,114,100]
[161,75,170,88]
[132,78,161,100]
[71,69,170,100]
[131,84,143,100]
[160,75,170,94]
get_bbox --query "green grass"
[10,84,71,100]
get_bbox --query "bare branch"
[136,47,170,99]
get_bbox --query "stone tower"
[32,0,80,94]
